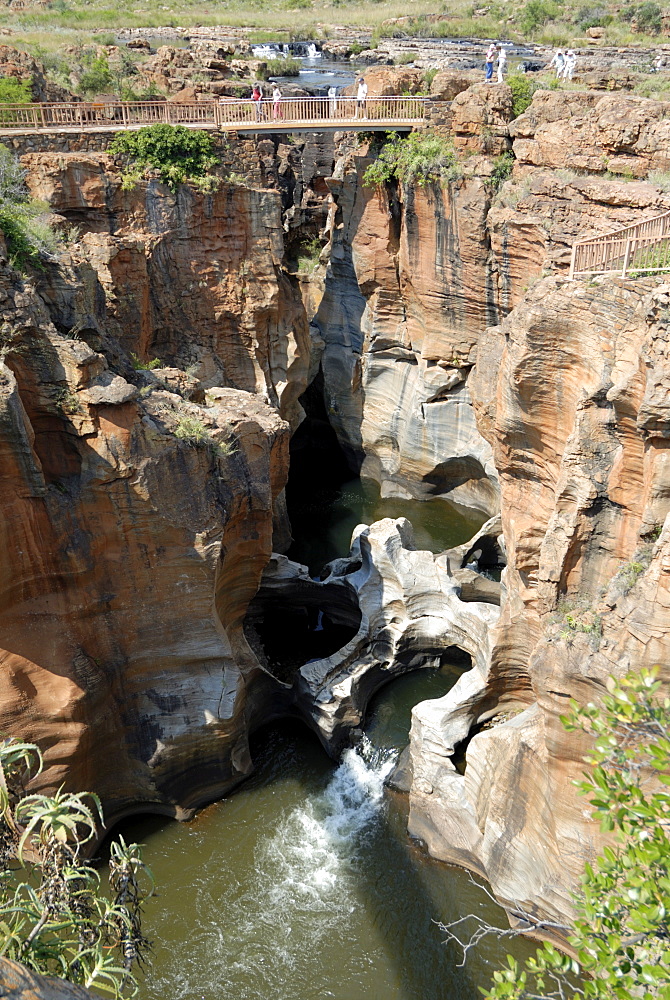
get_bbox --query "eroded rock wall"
[409,277,670,927]
[316,147,500,514]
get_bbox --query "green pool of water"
[287,476,486,575]
[119,664,534,1000]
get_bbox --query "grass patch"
[363,131,462,188]
[609,545,653,596]
[552,594,602,647]
[131,353,161,370]
[263,56,301,77]
[174,414,236,457]
[296,236,322,273]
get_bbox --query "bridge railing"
[0,96,431,131]
[570,209,670,278]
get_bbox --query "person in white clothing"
[272,85,282,120]
[497,45,507,83]
[328,84,337,117]
[563,49,577,80]
[356,77,368,118]
[548,49,565,78]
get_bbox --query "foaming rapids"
[153,743,397,1000]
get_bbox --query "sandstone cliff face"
[409,277,670,926]
[23,153,311,430]
[0,252,293,823]
[316,148,499,514]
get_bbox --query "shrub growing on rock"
[0,77,32,104]
[110,124,219,191]
[445,667,670,1000]
[0,143,58,269]
[363,130,462,188]
[507,74,538,118]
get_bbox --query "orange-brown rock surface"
[0,254,292,823]
[409,277,670,927]
[22,153,311,429]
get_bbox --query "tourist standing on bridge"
[355,76,368,119]
[485,42,496,82]
[328,85,337,117]
[272,85,283,120]
[251,83,263,121]
[496,45,507,83]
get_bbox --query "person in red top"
[251,83,263,121]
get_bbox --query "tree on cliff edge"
[444,668,670,1000]
[0,740,152,996]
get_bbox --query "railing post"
[121,103,128,127]
[164,102,171,124]
[622,237,633,277]
[569,244,577,281]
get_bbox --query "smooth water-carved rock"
[288,517,500,751]
[408,278,670,929]
[316,149,499,514]
[0,256,291,826]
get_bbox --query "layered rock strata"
[408,277,670,928]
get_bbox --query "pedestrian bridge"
[0,96,435,136]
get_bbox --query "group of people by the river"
[233,77,367,122]
[485,43,577,82]
[547,48,578,79]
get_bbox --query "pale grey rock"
[84,371,138,406]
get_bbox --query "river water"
[124,663,534,1000]
[115,476,531,998]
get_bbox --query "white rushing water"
[149,745,397,1000]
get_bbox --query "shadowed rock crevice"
[243,578,362,686]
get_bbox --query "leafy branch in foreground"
[0,737,152,996]
[110,124,220,192]
[443,667,670,1000]
[362,130,462,188]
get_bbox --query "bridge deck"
[0,119,419,137]
[0,96,435,137]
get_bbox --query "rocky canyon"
[0,77,669,985]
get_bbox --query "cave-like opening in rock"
[243,578,362,685]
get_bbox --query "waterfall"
[306,42,320,58]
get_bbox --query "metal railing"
[570,209,670,279]
[0,96,431,132]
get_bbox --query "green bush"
[110,125,219,191]
[0,77,32,104]
[507,74,538,117]
[0,144,59,269]
[621,0,662,29]
[483,667,670,1000]
[363,130,462,188]
[78,54,113,96]
[574,4,613,28]
[490,152,515,188]
[0,737,151,996]
[296,236,322,272]
[518,0,559,33]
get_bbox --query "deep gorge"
[1,78,669,997]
